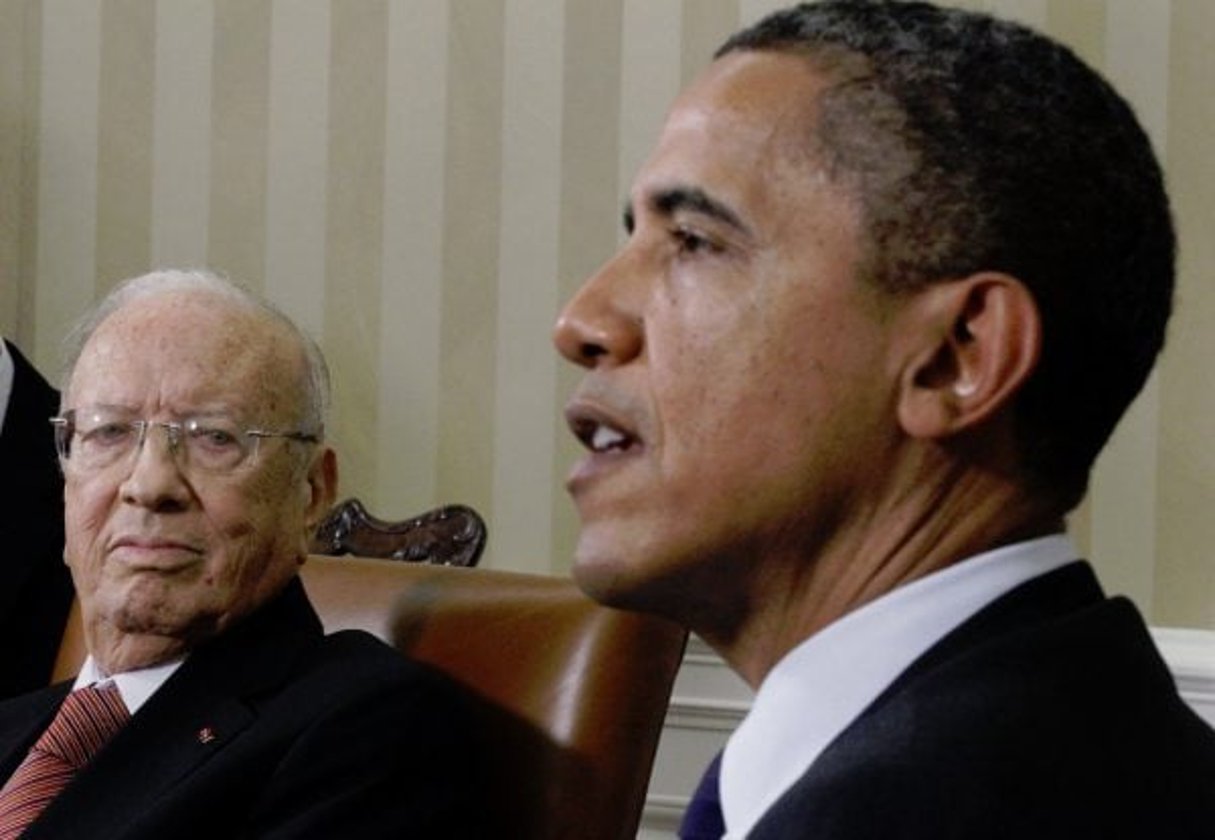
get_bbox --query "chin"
[104,582,221,639]
[570,537,649,608]
[572,522,748,640]
[570,541,684,622]
[571,553,619,602]
[111,601,201,639]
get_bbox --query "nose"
[119,424,192,511]
[553,254,643,368]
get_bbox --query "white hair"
[61,269,330,435]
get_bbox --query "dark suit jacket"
[0,340,73,698]
[750,562,1215,839]
[0,578,485,838]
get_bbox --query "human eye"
[185,419,243,452]
[182,418,250,471]
[78,417,136,449]
[671,224,720,257]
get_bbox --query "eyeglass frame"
[49,408,322,476]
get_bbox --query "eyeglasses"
[50,408,320,476]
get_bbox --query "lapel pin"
[197,727,217,744]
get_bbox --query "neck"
[697,464,1063,689]
[83,614,195,675]
[89,636,188,676]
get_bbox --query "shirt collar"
[720,534,1078,839]
[73,655,187,715]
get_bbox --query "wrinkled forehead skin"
[67,289,310,426]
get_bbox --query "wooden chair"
[53,555,688,840]
[308,498,487,567]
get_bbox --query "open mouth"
[569,414,639,455]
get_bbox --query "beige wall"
[1,0,1211,628]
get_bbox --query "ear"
[896,273,1041,439]
[303,445,339,532]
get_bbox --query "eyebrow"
[71,404,241,422]
[622,185,752,238]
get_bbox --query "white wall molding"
[663,637,752,731]
[664,698,751,733]
[1152,626,1215,726]
[638,795,684,836]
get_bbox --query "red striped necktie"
[0,682,130,838]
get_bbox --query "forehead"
[634,50,833,211]
[69,290,304,416]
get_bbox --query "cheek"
[212,461,298,536]
[648,303,768,427]
[205,471,306,587]
[654,323,811,458]
[63,477,116,573]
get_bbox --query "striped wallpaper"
[1,0,1211,629]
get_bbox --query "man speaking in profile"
[554,2,1215,837]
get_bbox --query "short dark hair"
[718,0,1175,511]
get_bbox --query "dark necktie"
[0,682,130,839]
[680,749,725,839]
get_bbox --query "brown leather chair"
[309,498,487,566]
[53,555,688,840]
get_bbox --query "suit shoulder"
[760,596,1215,838]
[285,628,464,710]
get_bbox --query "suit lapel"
[0,340,60,479]
[874,560,1104,704]
[748,562,1109,838]
[24,578,323,838]
[0,684,72,780]
[0,341,63,607]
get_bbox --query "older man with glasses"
[0,270,481,839]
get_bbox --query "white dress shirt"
[72,655,186,715]
[720,534,1079,839]
[0,338,14,434]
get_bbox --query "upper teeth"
[591,425,626,452]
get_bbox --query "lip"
[108,536,204,571]
[562,390,646,493]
